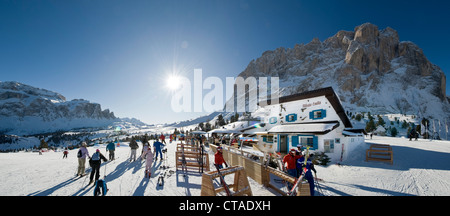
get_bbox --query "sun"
[166,75,182,91]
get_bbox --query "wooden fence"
[209,144,309,196]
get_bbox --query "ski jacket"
[79,147,90,159]
[296,157,316,176]
[106,142,115,151]
[214,151,226,166]
[90,152,107,166]
[142,136,149,145]
[145,149,154,164]
[283,154,301,170]
[153,141,165,151]
[129,140,139,149]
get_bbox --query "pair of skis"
[199,144,205,173]
[287,146,310,196]
[181,143,187,176]
[214,164,232,196]
[157,149,170,186]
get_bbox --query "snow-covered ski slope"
[316,136,450,196]
[1,136,449,196]
[0,139,273,196]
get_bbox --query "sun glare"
[166,75,182,91]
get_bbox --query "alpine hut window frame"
[300,136,314,148]
[286,113,297,122]
[310,109,326,120]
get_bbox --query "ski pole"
[314,172,325,196]
[103,160,107,178]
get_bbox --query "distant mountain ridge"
[229,23,449,120]
[0,81,117,135]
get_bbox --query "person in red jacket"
[283,148,302,190]
[160,133,166,144]
[214,147,228,169]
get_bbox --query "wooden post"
[297,181,311,196]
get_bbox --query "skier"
[214,146,229,186]
[141,142,150,160]
[62,148,69,159]
[153,139,165,161]
[409,126,418,141]
[143,145,154,177]
[94,179,108,196]
[77,142,90,177]
[142,134,149,146]
[160,133,166,144]
[295,145,304,178]
[282,148,302,190]
[297,153,317,196]
[89,149,108,184]
[214,135,220,145]
[106,141,115,161]
[221,137,227,146]
[214,147,228,169]
[129,138,139,162]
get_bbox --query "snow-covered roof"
[191,130,207,134]
[375,125,386,133]
[208,129,242,134]
[268,122,338,134]
[342,130,363,136]
[240,123,266,132]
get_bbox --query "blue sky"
[1,0,449,124]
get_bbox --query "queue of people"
[282,146,317,196]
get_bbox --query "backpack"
[91,152,100,161]
[93,179,108,196]
[77,149,82,158]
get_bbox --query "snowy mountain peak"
[0,81,117,135]
[0,81,66,103]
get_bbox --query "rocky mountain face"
[234,23,449,120]
[0,81,117,135]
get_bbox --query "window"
[269,117,277,124]
[262,135,274,143]
[324,139,334,153]
[300,137,314,148]
[309,109,327,120]
[285,113,297,122]
[314,111,323,119]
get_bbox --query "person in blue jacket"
[153,140,166,161]
[106,141,116,161]
[297,153,317,196]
